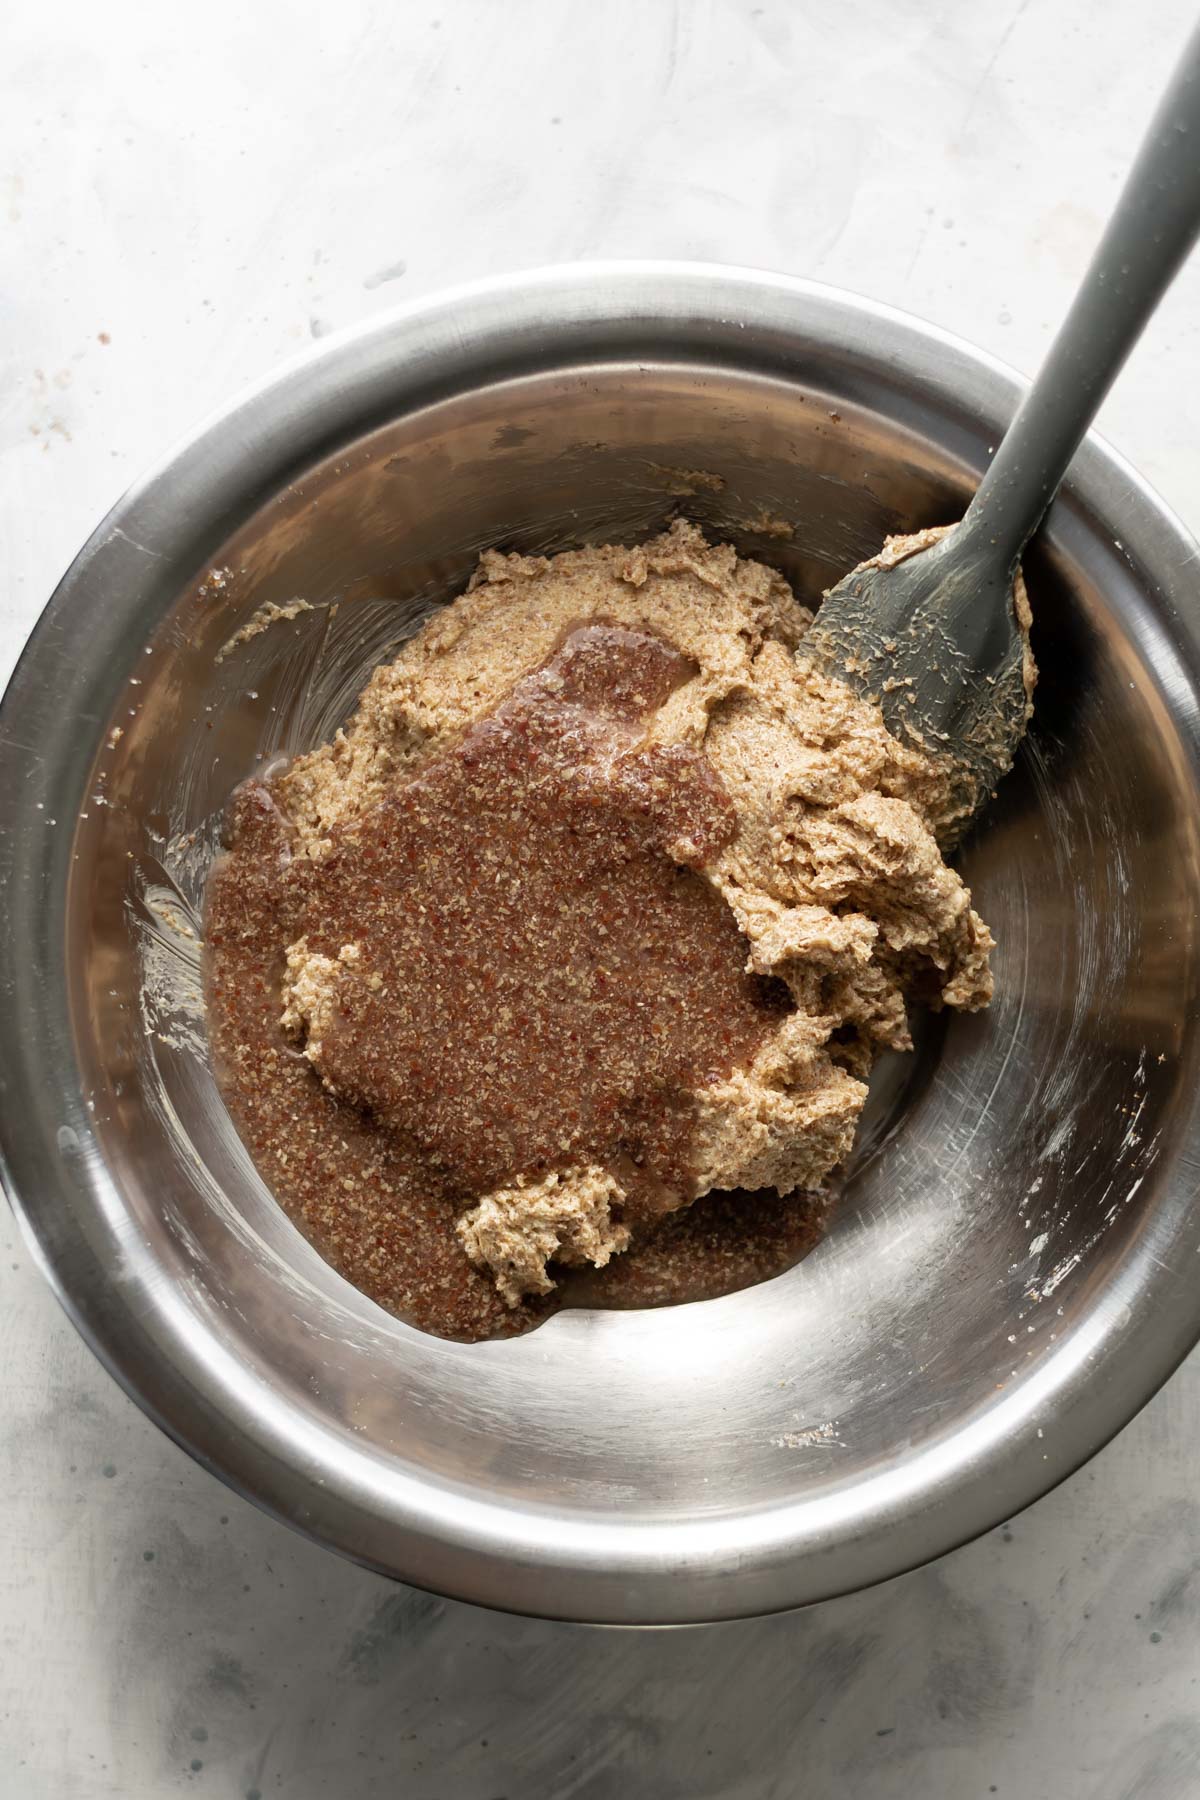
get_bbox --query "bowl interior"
[21,284,1200,1621]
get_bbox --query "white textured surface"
[4,3,1200,1795]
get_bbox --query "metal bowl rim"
[3,260,1200,1624]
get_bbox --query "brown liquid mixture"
[205,624,820,1341]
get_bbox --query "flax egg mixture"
[204,520,1029,1341]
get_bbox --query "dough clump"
[277,522,1011,1302]
[456,1167,630,1307]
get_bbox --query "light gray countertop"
[4,3,1200,1795]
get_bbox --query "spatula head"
[801,526,1034,840]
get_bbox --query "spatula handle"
[961,24,1200,570]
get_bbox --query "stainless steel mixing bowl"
[3,265,1200,1625]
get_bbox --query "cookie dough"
[257,520,1007,1308]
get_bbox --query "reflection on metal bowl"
[2,265,1200,1624]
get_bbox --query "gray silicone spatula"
[803,24,1200,833]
